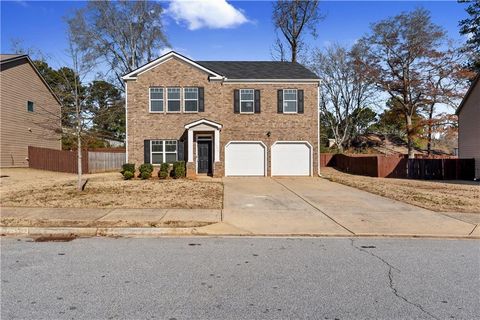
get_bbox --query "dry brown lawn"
[321,167,480,213]
[0,168,223,209]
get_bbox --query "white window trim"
[149,87,164,113]
[283,89,298,114]
[150,140,178,165]
[167,88,182,113]
[183,87,199,113]
[239,89,255,114]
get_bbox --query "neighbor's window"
[283,89,297,113]
[184,88,198,112]
[27,101,34,112]
[167,88,181,112]
[151,140,177,164]
[240,89,254,113]
[149,87,163,112]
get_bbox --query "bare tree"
[309,44,377,152]
[67,0,169,89]
[357,8,452,158]
[272,0,323,62]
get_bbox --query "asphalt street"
[1,237,479,320]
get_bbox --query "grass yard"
[321,167,480,213]
[0,168,223,209]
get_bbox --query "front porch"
[184,119,223,178]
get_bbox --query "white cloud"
[167,0,249,30]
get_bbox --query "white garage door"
[271,142,311,176]
[225,142,265,176]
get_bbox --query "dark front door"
[197,140,212,174]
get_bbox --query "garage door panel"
[225,142,265,176]
[272,142,311,176]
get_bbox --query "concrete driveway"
[222,177,478,237]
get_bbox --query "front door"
[197,140,212,174]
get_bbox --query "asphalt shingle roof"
[196,61,318,80]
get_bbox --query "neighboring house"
[0,54,62,167]
[456,73,480,179]
[123,51,319,177]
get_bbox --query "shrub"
[158,163,170,180]
[123,171,134,180]
[138,163,153,179]
[172,161,186,179]
[121,163,135,175]
[140,170,151,180]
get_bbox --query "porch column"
[187,130,193,162]
[214,129,220,162]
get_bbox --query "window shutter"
[198,87,204,112]
[277,90,283,113]
[234,89,240,113]
[177,140,185,161]
[298,90,304,114]
[254,90,261,113]
[144,140,150,164]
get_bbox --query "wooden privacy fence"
[321,153,475,180]
[28,146,125,174]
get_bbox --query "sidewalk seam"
[272,179,355,235]
[468,224,478,236]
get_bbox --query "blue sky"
[0,0,470,68]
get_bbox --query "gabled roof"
[122,50,319,82]
[184,118,223,130]
[456,73,479,115]
[122,51,224,81]
[0,54,62,106]
[196,61,319,80]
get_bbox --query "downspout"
[125,81,128,163]
[317,81,321,177]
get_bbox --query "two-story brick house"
[123,51,319,177]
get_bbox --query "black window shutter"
[298,90,304,114]
[198,87,204,112]
[254,90,261,113]
[144,140,150,164]
[177,140,184,161]
[234,89,240,113]
[277,90,283,113]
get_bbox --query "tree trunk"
[406,114,415,159]
[77,129,82,191]
[426,105,434,156]
[291,40,297,62]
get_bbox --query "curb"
[1,226,479,239]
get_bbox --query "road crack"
[349,238,440,320]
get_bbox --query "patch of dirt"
[33,235,77,242]
[321,167,480,213]
[0,168,223,209]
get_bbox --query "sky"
[0,0,470,69]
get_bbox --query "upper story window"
[240,89,254,113]
[167,88,181,112]
[27,101,34,112]
[151,140,177,164]
[283,89,297,113]
[149,88,163,112]
[184,88,198,112]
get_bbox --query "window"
[283,89,297,113]
[151,140,177,164]
[27,101,34,112]
[167,88,181,112]
[184,88,198,112]
[240,89,254,113]
[149,88,163,112]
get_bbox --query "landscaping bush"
[121,163,135,175]
[139,163,153,179]
[123,171,134,180]
[172,161,186,179]
[158,163,170,180]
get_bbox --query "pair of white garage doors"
[225,141,312,176]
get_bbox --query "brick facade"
[126,57,319,177]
